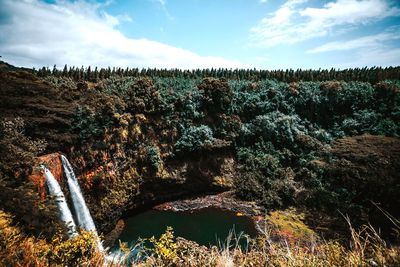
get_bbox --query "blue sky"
[0,0,399,69]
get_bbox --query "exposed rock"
[103,219,125,249]
[154,191,263,216]
[29,153,63,199]
[154,191,265,236]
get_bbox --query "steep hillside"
[1,61,399,242]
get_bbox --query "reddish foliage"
[29,153,63,199]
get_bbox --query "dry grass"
[1,208,399,267]
[130,212,400,267]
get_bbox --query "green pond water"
[117,207,258,248]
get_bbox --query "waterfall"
[61,155,96,231]
[43,167,78,238]
[61,155,104,251]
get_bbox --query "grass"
[1,208,399,266]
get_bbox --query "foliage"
[42,75,77,90]
[0,118,60,237]
[49,231,97,265]
[0,210,50,266]
[235,141,298,207]
[0,210,103,266]
[72,106,109,140]
[38,63,400,83]
[62,73,399,224]
[266,208,316,244]
[149,226,178,265]
[146,145,162,170]
[125,77,160,113]
[1,62,400,265]
[241,111,308,149]
[175,125,215,152]
[198,77,233,114]
[133,217,400,267]
[0,117,47,177]
[2,208,400,266]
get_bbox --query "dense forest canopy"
[36,64,400,83]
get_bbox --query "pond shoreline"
[153,191,266,235]
[105,191,266,248]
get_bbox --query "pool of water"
[117,207,258,248]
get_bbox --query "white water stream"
[43,167,78,238]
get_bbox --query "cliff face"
[1,62,399,237]
[0,64,235,233]
[327,135,400,220]
[0,66,77,150]
[29,153,64,199]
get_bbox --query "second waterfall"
[61,155,97,232]
[60,155,104,250]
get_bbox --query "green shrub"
[235,141,298,207]
[175,125,214,152]
[241,111,308,149]
[146,145,162,169]
[125,77,160,113]
[72,106,111,141]
[198,77,232,114]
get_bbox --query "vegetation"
[3,208,399,266]
[0,210,102,266]
[136,220,400,267]
[0,60,399,265]
[37,64,400,83]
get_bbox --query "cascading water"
[43,167,78,238]
[61,155,96,231]
[61,155,104,251]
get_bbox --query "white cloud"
[0,0,244,69]
[152,0,173,20]
[250,0,399,47]
[158,0,167,6]
[307,27,400,53]
[335,47,400,68]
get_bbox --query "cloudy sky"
[0,0,399,69]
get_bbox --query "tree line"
[35,64,400,83]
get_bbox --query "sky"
[0,0,399,69]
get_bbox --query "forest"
[0,60,399,266]
[37,64,400,83]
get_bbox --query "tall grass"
[131,212,400,267]
[1,208,399,266]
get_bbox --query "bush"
[72,106,111,141]
[230,79,293,119]
[235,142,298,207]
[338,110,381,136]
[126,77,160,113]
[0,117,47,177]
[146,145,162,169]
[0,210,101,266]
[198,77,232,114]
[49,231,97,265]
[241,111,308,149]
[175,125,214,152]
[373,118,400,136]
[149,226,178,265]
